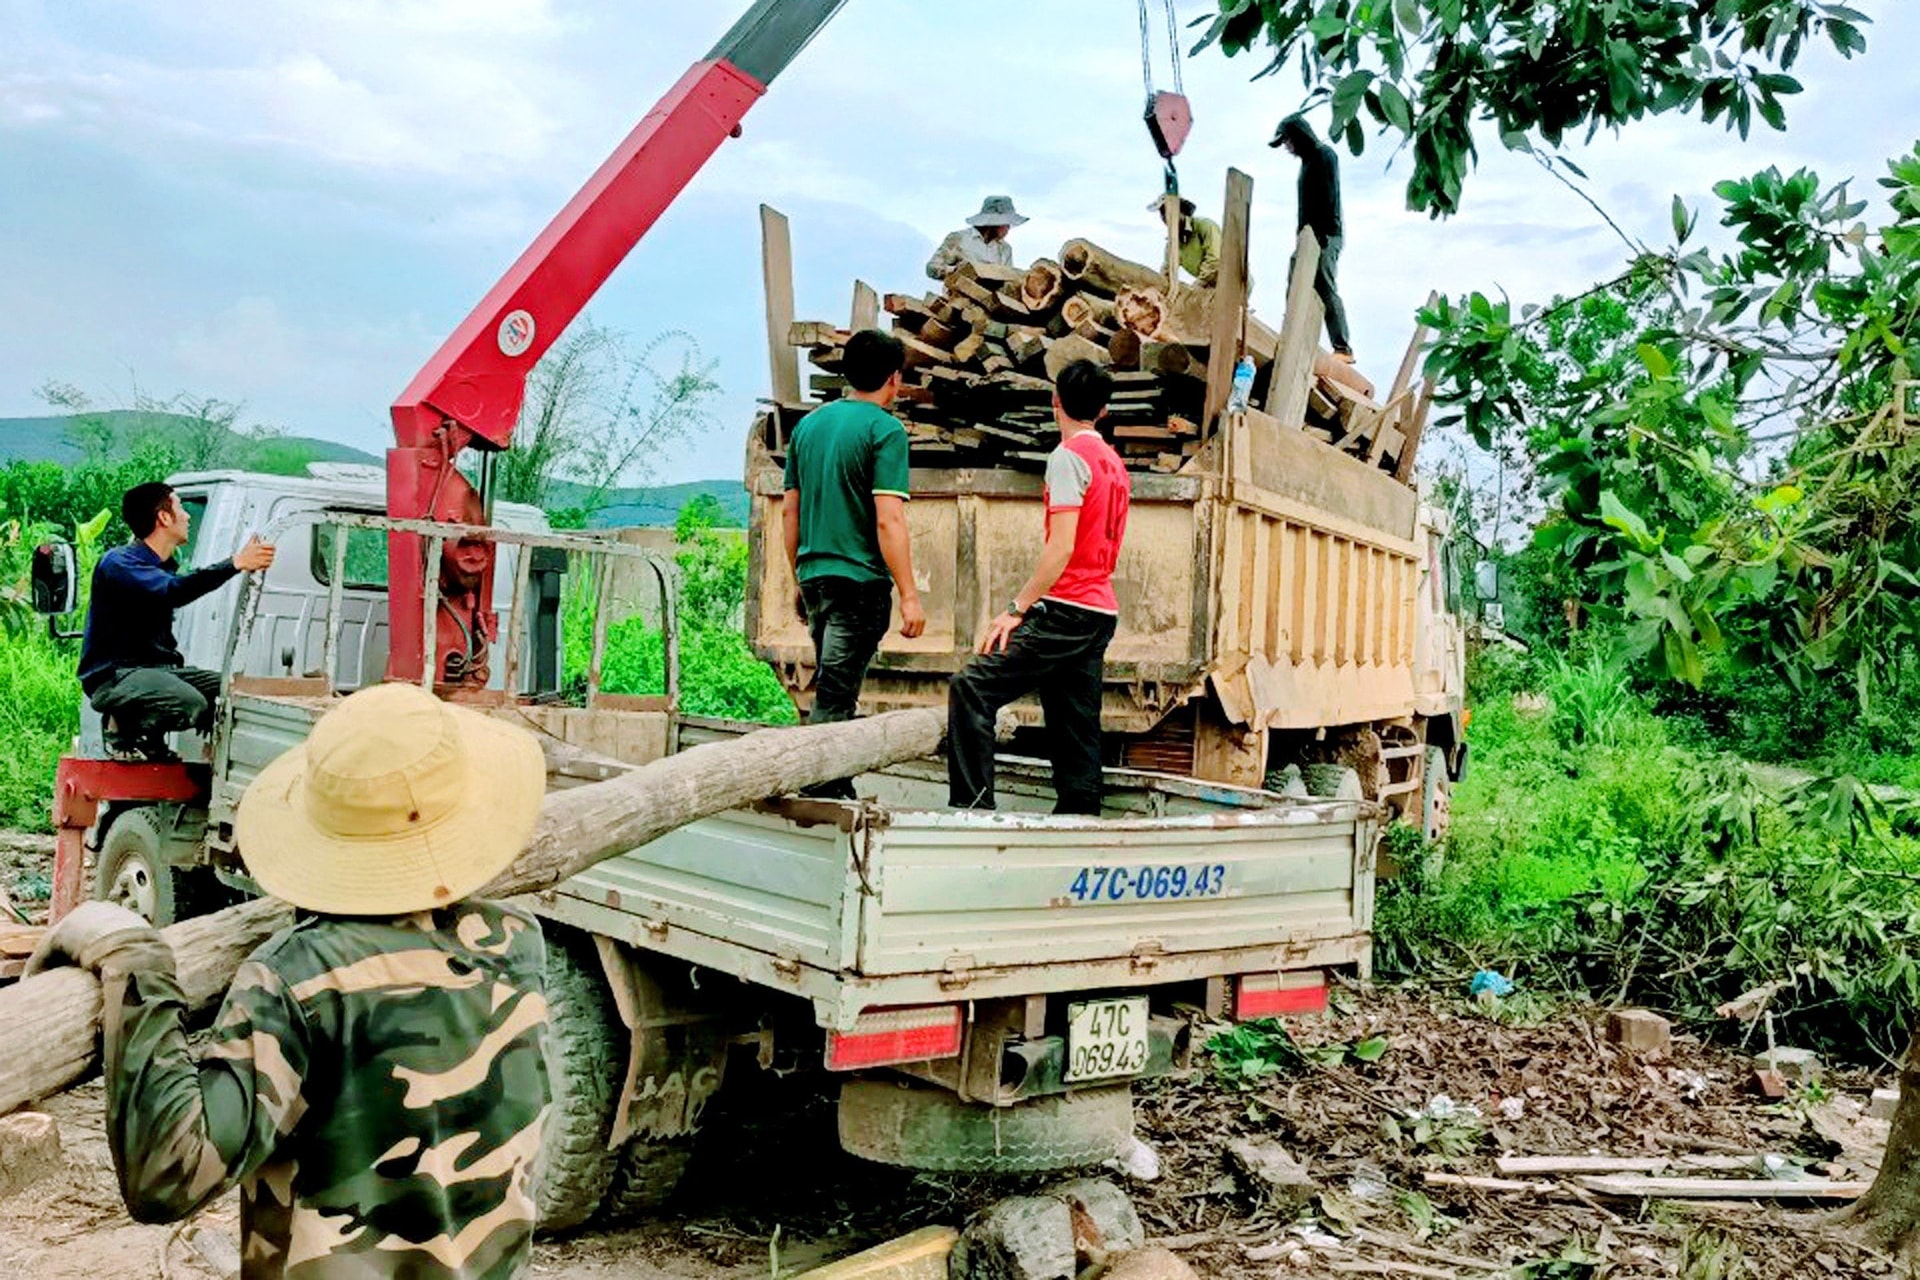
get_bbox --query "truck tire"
[596,1138,694,1223]
[533,931,621,1233]
[838,1079,1132,1173]
[1421,746,1451,844]
[94,808,224,926]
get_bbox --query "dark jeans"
[89,666,222,745]
[1292,233,1351,355]
[801,575,894,798]
[948,600,1116,815]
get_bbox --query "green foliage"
[1205,1018,1305,1085]
[0,630,82,830]
[1542,647,1635,750]
[1189,0,1868,215]
[1380,691,1920,1065]
[565,498,796,725]
[1423,143,1920,715]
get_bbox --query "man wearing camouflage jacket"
[29,682,551,1278]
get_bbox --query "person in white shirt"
[926,195,1027,280]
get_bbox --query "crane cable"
[1137,0,1185,98]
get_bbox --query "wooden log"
[1043,334,1112,382]
[1060,239,1165,297]
[1107,329,1142,371]
[1022,259,1065,312]
[1115,289,1169,338]
[0,709,950,1114]
[1141,342,1205,381]
[918,317,964,348]
[948,260,1026,290]
[1007,329,1048,366]
[1393,379,1435,485]
[788,321,845,348]
[1061,294,1117,331]
[945,275,1000,311]
[953,332,988,365]
[899,335,955,369]
[883,293,931,326]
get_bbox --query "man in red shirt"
[948,360,1129,815]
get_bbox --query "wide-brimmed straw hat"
[966,195,1029,228]
[1146,195,1198,217]
[236,682,545,915]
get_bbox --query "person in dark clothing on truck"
[783,328,926,797]
[79,482,275,760]
[948,360,1129,816]
[1270,112,1353,360]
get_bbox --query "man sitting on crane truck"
[25,683,552,1278]
[784,328,927,798]
[79,481,276,760]
[949,359,1129,816]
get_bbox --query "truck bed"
[217,695,1378,1032]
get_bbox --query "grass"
[1380,657,1920,1065]
[0,629,81,830]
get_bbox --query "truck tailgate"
[860,805,1372,975]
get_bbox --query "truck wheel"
[533,931,621,1234]
[93,808,224,926]
[1421,746,1452,844]
[596,1138,694,1223]
[838,1078,1132,1173]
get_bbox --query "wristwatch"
[1007,598,1028,617]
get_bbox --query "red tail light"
[1235,971,1328,1019]
[825,1005,964,1071]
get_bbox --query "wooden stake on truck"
[0,708,947,1115]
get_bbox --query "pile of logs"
[788,239,1236,475]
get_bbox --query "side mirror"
[1473,560,1499,600]
[31,541,77,616]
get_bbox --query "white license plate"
[1065,997,1150,1082]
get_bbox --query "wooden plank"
[899,335,956,369]
[946,275,999,310]
[1577,1175,1871,1200]
[884,293,931,325]
[1393,379,1435,484]
[851,280,879,331]
[948,260,1026,289]
[789,320,844,348]
[1496,1156,1669,1176]
[1387,291,1438,408]
[1422,1173,1554,1193]
[760,205,801,405]
[1264,228,1325,424]
[1203,168,1255,429]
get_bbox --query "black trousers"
[801,575,894,798]
[1291,233,1351,355]
[89,666,222,744]
[948,600,1116,815]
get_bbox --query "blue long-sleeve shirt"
[78,542,240,695]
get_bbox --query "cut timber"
[1043,334,1112,381]
[1107,329,1142,370]
[1316,350,1378,402]
[1115,289,1170,339]
[760,206,801,404]
[1421,1173,1554,1193]
[1061,294,1117,332]
[1577,1175,1871,1200]
[946,275,999,311]
[948,260,1026,291]
[1007,329,1048,366]
[789,321,845,348]
[851,280,879,331]
[797,1226,958,1280]
[1023,259,1065,312]
[883,294,931,328]
[899,336,955,369]
[1141,342,1205,381]
[918,316,963,348]
[1202,169,1254,429]
[0,708,948,1114]
[1392,380,1435,485]
[1060,239,1165,297]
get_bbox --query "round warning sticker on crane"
[497,310,536,357]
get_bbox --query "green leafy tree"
[1191,0,1872,215]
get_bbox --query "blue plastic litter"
[1470,969,1515,999]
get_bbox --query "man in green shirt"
[783,328,926,796]
[25,682,551,1278]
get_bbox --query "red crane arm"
[386,0,849,682]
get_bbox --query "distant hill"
[0,413,747,529]
[0,411,378,468]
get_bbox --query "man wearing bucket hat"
[1148,194,1221,287]
[925,195,1028,280]
[26,682,552,1277]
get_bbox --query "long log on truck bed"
[0,707,947,1114]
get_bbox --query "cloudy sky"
[3,1,1915,489]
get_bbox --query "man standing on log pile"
[785,329,926,799]
[1151,195,1221,287]
[1270,113,1355,361]
[948,360,1128,816]
[80,481,276,760]
[21,682,551,1278]
[925,195,1027,280]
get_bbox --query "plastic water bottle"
[1227,355,1255,413]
